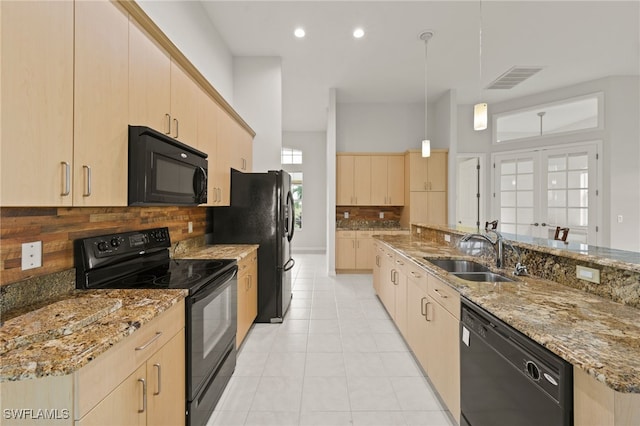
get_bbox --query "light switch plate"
[344,212,349,219]
[444,234,451,242]
[576,265,600,284]
[379,212,384,219]
[22,241,42,270]
[188,221,193,233]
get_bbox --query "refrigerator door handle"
[283,257,295,271]
[285,190,295,242]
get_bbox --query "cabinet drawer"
[406,261,428,293]
[337,230,356,238]
[356,231,374,239]
[393,253,410,274]
[427,276,460,319]
[76,299,185,418]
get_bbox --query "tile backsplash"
[336,206,403,229]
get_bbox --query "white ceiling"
[201,1,640,132]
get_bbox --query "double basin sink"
[424,258,515,283]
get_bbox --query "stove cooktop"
[99,258,237,293]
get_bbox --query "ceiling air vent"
[486,66,544,90]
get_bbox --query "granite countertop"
[0,289,186,382]
[375,234,640,394]
[176,244,259,261]
[336,227,410,232]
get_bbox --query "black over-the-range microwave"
[128,125,208,206]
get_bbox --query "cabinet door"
[393,257,408,338]
[236,258,251,347]
[406,277,429,371]
[370,156,388,205]
[215,110,234,206]
[170,61,199,146]
[1,1,73,206]
[428,299,460,422]
[78,364,146,426]
[336,155,355,205]
[409,152,429,192]
[248,253,258,323]
[378,251,396,314]
[410,192,429,224]
[387,156,405,205]
[146,330,186,426]
[372,243,382,294]
[427,192,447,225]
[355,233,374,269]
[129,18,171,134]
[427,151,448,192]
[353,156,371,205]
[74,0,128,206]
[234,123,253,172]
[335,236,356,269]
[197,91,219,206]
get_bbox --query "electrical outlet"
[617,215,624,223]
[344,211,349,219]
[22,241,42,270]
[188,221,193,233]
[444,234,451,242]
[379,212,384,219]
[416,227,422,234]
[576,265,600,284]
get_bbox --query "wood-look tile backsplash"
[0,207,206,285]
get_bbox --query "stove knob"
[97,241,109,251]
[110,238,120,248]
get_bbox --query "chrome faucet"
[460,228,528,275]
[460,231,505,268]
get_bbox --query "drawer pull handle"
[135,332,163,351]
[138,378,147,413]
[410,271,421,278]
[434,288,448,298]
[153,363,162,396]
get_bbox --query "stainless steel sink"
[424,258,491,273]
[450,272,516,282]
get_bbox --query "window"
[282,148,302,165]
[290,172,303,230]
[494,93,603,144]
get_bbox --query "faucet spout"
[460,232,504,268]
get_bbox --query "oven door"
[186,266,237,400]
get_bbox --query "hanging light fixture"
[473,0,488,131]
[419,30,434,157]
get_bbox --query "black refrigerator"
[207,169,295,323]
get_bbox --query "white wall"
[282,132,327,253]
[336,102,428,152]
[457,76,640,251]
[434,90,458,225]
[327,89,338,275]
[137,0,234,103]
[233,57,283,173]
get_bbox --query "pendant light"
[473,0,488,131]
[419,30,433,157]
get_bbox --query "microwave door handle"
[193,167,207,202]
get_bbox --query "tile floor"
[207,254,456,426]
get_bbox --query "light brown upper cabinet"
[129,17,171,135]
[1,1,74,206]
[371,155,405,206]
[409,150,447,192]
[197,90,221,206]
[336,155,371,206]
[169,61,199,147]
[73,0,129,206]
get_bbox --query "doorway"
[456,154,486,231]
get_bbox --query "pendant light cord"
[478,0,483,102]
[420,31,433,140]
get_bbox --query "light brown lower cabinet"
[374,242,460,423]
[574,367,640,425]
[237,249,258,347]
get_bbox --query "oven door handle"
[190,267,237,304]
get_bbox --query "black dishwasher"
[460,299,573,426]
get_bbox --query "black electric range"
[74,227,235,294]
[74,227,239,426]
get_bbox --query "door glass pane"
[517,208,534,224]
[501,207,516,223]
[568,208,588,226]
[501,176,516,190]
[568,189,588,208]
[547,208,565,224]
[548,190,566,207]
[517,191,534,207]
[517,174,534,190]
[502,191,516,207]
[568,171,588,188]
[548,156,566,172]
[548,172,566,189]
[568,154,588,170]
[518,160,534,174]
[501,161,516,174]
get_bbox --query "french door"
[492,142,600,245]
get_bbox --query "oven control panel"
[75,227,172,269]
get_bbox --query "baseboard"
[292,247,326,254]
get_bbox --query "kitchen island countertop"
[0,289,186,382]
[375,234,640,394]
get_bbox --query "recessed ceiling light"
[353,28,365,39]
[294,28,305,38]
